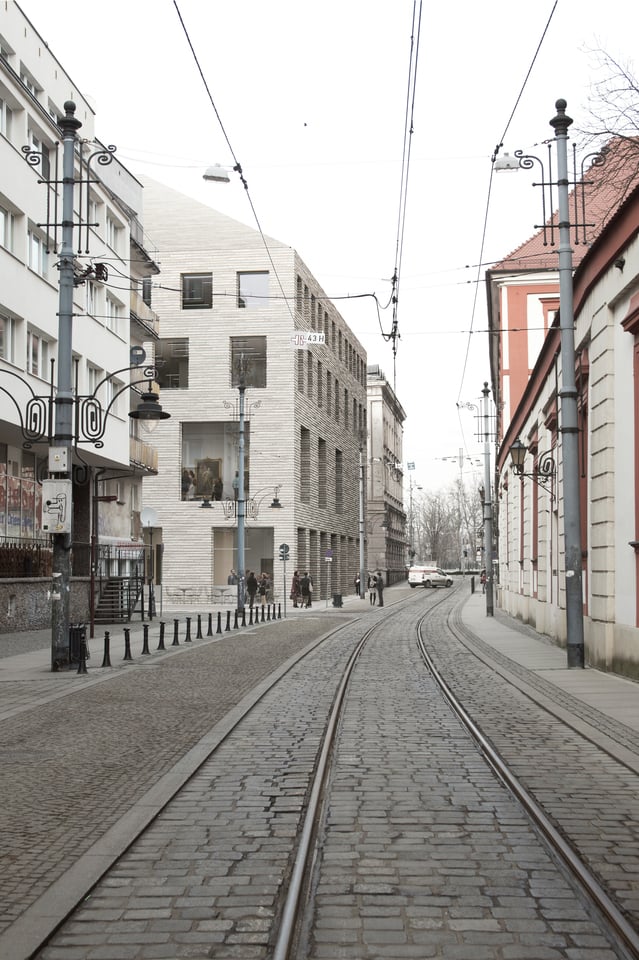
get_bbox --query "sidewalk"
[460,587,639,736]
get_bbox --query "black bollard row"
[241,608,247,627]
[142,624,150,655]
[233,609,239,629]
[77,636,88,674]
[102,631,112,668]
[207,612,213,637]
[172,619,180,646]
[196,614,203,639]
[277,603,282,619]
[217,611,223,634]
[123,628,133,662]
[157,621,166,650]
[185,617,192,642]
[261,605,266,623]
[225,610,231,632]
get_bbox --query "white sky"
[15,0,639,494]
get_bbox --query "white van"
[408,566,453,588]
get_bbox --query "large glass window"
[156,337,189,389]
[230,336,267,388]
[182,273,212,309]
[237,271,269,308]
[181,421,250,502]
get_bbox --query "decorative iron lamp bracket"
[509,437,555,494]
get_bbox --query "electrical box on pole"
[41,479,73,534]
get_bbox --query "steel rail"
[416,620,639,960]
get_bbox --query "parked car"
[408,566,453,588]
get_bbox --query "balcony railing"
[129,435,158,473]
[130,291,159,335]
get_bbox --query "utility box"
[332,593,343,608]
[41,479,73,534]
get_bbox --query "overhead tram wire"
[384,0,423,391]
[172,0,295,322]
[455,0,558,407]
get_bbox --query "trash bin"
[69,623,87,662]
[332,593,343,608]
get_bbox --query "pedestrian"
[232,471,240,500]
[307,572,314,607]
[480,569,487,593]
[300,571,311,608]
[246,571,258,608]
[354,573,361,597]
[368,573,377,605]
[259,573,269,606]
[228,568,237,585]
[376,571,384,607]
[290,570,301,608]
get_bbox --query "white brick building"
[140,178,367,605]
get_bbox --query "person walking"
[300,572,311,608]
[290,570,301,608]
[376,571,384,607]
[480,569,487,594]
[259,573,269,607]
[246,571,258,609]
[354,573,361,597]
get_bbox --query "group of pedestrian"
[290,570,313,608]
[246,571,271,608]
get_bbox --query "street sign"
[279,543,290,561]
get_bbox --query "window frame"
[182,272,213,310]
[237,270,269,309]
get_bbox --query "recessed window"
[26,328,49,378]
[182,273,212,309]
[28,229,48,277]
[105,214,123,254]
[230,336,267,388]
[0,204,14,251]
[0,313,16,363]
[105,294,123,334]
[156,338,189,389]
[237,271,269,308]
[0,96,12,138]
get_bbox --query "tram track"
[28,585,639,960]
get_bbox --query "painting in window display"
[7,476,20,536]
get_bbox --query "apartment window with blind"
[0,204,14,252]
[28,229,48,277]
[0,313,16,363]
[0,96,12,138]
[26,328,49,378]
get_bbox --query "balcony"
[129,435,158,473]
[130,291,160,336]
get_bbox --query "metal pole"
[237,376,246,611]
[550,99,585,668]
[358,443,366,598]
[51,102,81,671]
[482,382,494,616]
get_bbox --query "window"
[335,449,343,513]
[27,129,49,178]
[182,273,212,309]
[317,361,323,407]
[181,421,250,502]
[0,313,16,363]
[0,204,14,251]
[26,329,49,378]
[105,294,123,334]
[156,337,189,389]
[28,229,48,277]
[300,427,310,503]
[105,214,122,253]
[86,280,98,317]
[87,364,101,396]
[0,97,12,138]
[237,271,269,308]
[20,67,40,98]
[142,277,152,307]
[230,336,267,388]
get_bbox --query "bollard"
[241,608,247,627]
[249,606,254,625]
[471,575,475,594]
[233,610,239,629]
[267,604,271,621]
[185,617,192,642]
[77,636,88,674]
[207,612,213,637]
[172,619,180,646]
[261,605,265,623]
[225,610,231,631]
[142,624,150,655]
[157,621,166,650]
[196,614,203,639]
[101,631,111,668]
[278,603,282,619]
[123,628,133,661]
[216,611,222,634]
